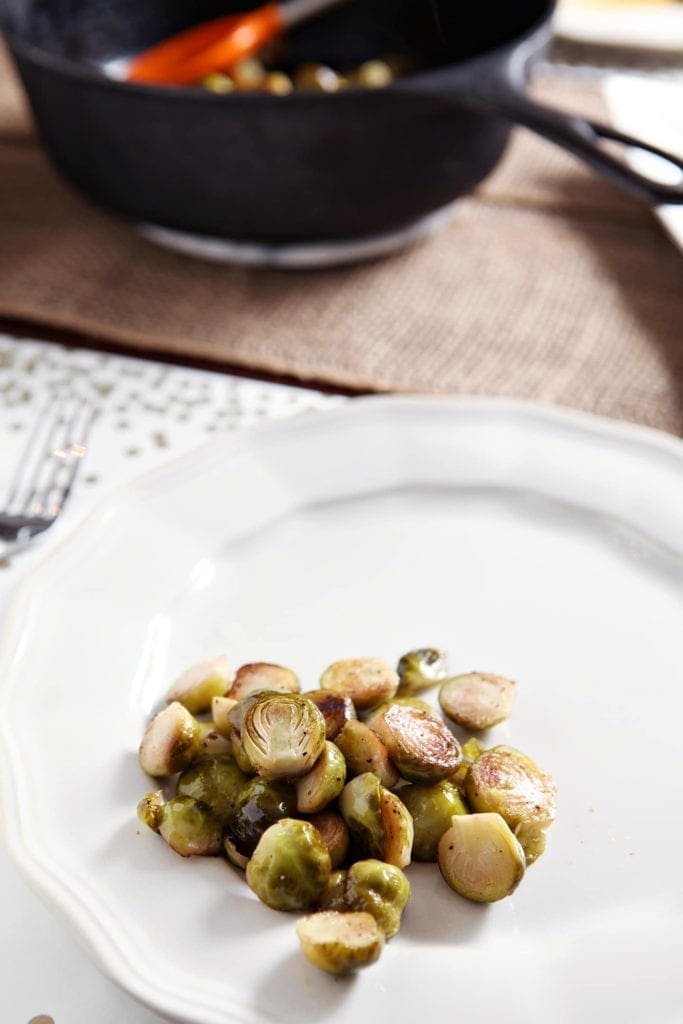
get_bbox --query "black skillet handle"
[403,50,683,207]
[480,86,683,206]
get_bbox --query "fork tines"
[4,396,96,522]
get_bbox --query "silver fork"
[1,396,96,550]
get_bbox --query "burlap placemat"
[1,42,681,433]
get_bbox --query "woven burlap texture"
[1,42,681,433]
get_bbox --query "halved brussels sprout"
[465,745,556,832]
[158,795,223,857]
[229,777,297,857]
[177,755,249,826]
[338,773,383,860]
[246,818,331,911]
[229,662,300,701]
[379,789,413,869]
[304,690,357,740]
[196,720,233,757]
[296,742,346,814]
[308,811,350,869]
[211,695,238,739]
[320,658,398,711]
[319,869,349,910]
[462,737,486,762]
[164,657,231,713]
[439,673,516,731]
[397,648,449,695]
[335,720,400,789]
[139,701,203,777]
[296,911,384,975]
[239,692,327,779]
[338,773,413,868]
[400,781,468,862]
[346,859,411,937]
[137,790,164,832]
[370,704,462,783]
[438,812,525,902]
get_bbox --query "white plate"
[0,397,682,1024]
[554,0,683,50]
[604,74,683,254]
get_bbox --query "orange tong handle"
[127,3,285,85]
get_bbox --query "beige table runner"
[1,42,681,433]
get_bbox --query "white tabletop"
[0,333,338,1024]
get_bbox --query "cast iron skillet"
[2,0,682,243]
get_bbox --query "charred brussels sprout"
[400,781,468,862]
[239,692,326,779]
[164,656,231,713]
[465,745,556,833]
[296,911,384,974]
[335,720,399,788]
[229,662,300,701]
[139,702,203,777]
[439,673,516,731]
[438,812,525,902]
[177,755,249,826]
[230,777,297,857]
[308,811,350,869]
[397,648,449,695]
[320,658,398,711]
[246,818,331,911]
[346,859,411,937]
[370,703,462,783]
[304,690,357,740]
[338,773,413,869]
[158,795,223,857]
[295,741,346,814]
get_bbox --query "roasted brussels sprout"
[304,690,357,740]
[196,720,233,757]
[139,701,203,777]
[397,648,449,696]
[439,673,516,731]
[164,657,231,713]
[224,835,250,871]
[262,71,293,95]
[230,777,297,857]
[319,869,349,910]
[294,63,345,93]
[201,72,234,93]
[338,773,383,860]
[236,691,326,779]
[211,695,238,739]
[229,663,300,702]
[296,742,346,814]
[308,811,350,869]
[370,703,462,783]
[137,790,164,832]
[400,781,468,861]
[346,859,411,937]
[232,56,266,89]
[462,737,486,761]
[465,745,556,833]
[320,658,398,711]
[352,59,394,89]
[438,812,525,902]
[335,720,400,788]
[158,795,223,857]
[338,773,413,869]
[177,755,249,826]
[296,911,384,974]
[246,818,331,911]
[379,789,414,869]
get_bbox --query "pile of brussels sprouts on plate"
[137,650,556,975]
